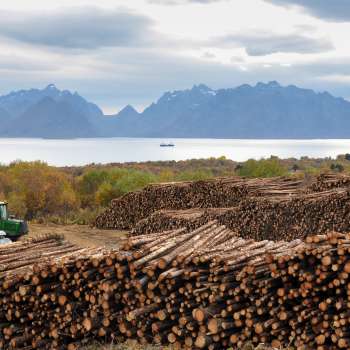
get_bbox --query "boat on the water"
[160,143,175,147]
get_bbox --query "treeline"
[0,158,234,224]
[1,155,350,224]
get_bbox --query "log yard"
[3,173,350,349]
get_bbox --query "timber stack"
[95,174,350,237]
[94,176,304,230]
[308,173,350,192]
[4,223,350,349]
[132,188,350,240]
[218,188,350,240]
[131,208,231,235]
[0,236,104,350]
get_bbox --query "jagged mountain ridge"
[0,81,350,138]
[0,84,103,121]
[1,97,96,139]
[131,81,350,138]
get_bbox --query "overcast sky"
[0,0,349,113]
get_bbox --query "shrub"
[330,163,344,172]
[236,158,288,178]
[175,169,213,181]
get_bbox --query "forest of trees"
[1,155,350,224]
[0,159,230,223]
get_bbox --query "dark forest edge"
[1,154,350,224]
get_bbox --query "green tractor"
[0,202,28,241]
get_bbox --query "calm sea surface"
[1,138,350,166]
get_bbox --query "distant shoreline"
[0,138,349,167]
[2,136,350,141]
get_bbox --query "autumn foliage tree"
[0,156,348,224]
[1,161,79,220]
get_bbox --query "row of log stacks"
[106,225,350,350]
[132,188,350,241]
[0,235,96,279]
[0,236,105,350]
[131,208,231,235]
[219,188,350,241]
[5,223,350,349]
[2,221,300,349]
[308,173,350,192]
[236,231,350,349]
[94,176,305,230]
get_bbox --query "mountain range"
[0,81,350,138]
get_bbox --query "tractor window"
[0,205,7,220]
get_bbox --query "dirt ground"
[28,223,128,248]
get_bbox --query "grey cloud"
[293,59,350,81]
[70,48,350,110]
[0,55,58,72]
[263,0,350,22]
[230,55,245,63]
[0,7,158,49]
[214,32,333,56]
[202,51,216,59]
[1,45,350,112]
[64,59,350,112]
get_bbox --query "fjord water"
[1,138,350,166]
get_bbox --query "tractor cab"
[0,202,28,241]
[0,202,8,221]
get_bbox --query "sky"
[0,0,349,113]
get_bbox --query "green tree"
[112,170,157,195]
[95,182,121,207]
[236,158,288,178]
[175,169,213,181]
[76,170,110,207]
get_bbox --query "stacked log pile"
[109,225,350,349]
[95,174,350,237]
[5,223,350,349]
[237,231,350,349]
[0,236,104,350]
[119,221,305,350]
[0,235,90,278]
[94,177,303,230]
[308,173,350,192]
[131,208,231,234]
[219,188,350,241]
[132,188,350,241]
